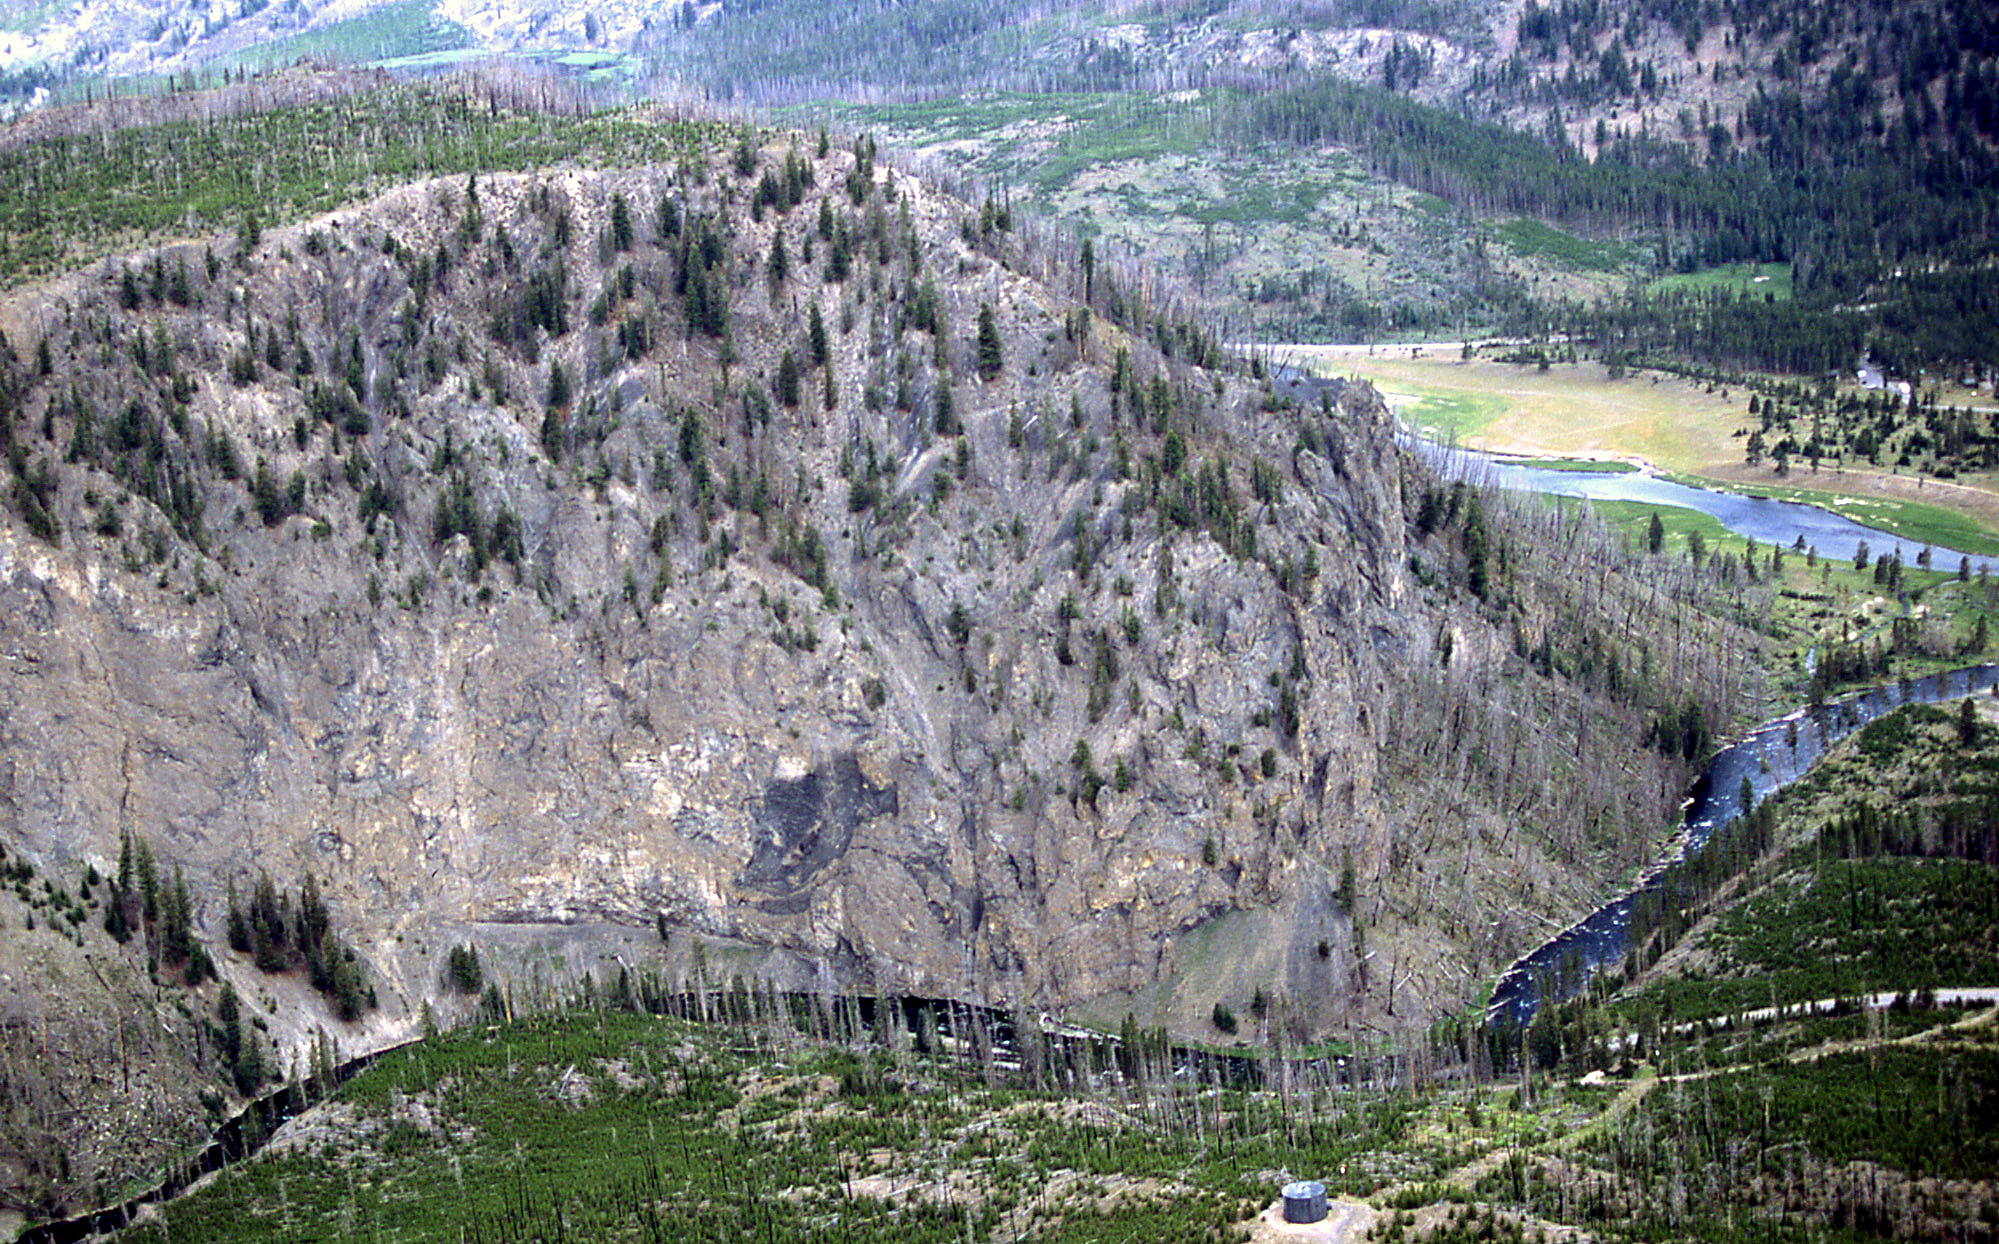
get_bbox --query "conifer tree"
[976,303,1004,381]
[235,1025,263,1095]
[828,220,851,282]
[103,885,129,943]
[297,872,328,952]
[808,300,828,368]
[540,407,564,463]
[312,928,337,993]
[329,936,364,1022]
[136,835,158,926]
[545,359,571,411]
[447,944,483,993]
[609,191,633,253]
[227,877,249,953]
[251,871,285,972]
[767,232,788,288]
[217,981,242,1066]
[776,349,801,407]
[160,864,192,966]
[935,383,957,436]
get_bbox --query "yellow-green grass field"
[1287,346,1999,554]
[1294,348,1748,467]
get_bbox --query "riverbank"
[1280,346,1999,557]
[1689,461,1999,557]
[1490,663,1999,1026]
[1429,443,1999,569]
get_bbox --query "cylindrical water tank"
[1281,1180,1328,1224]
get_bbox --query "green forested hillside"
[7,0,1995,376]
[635,0,1999,377]
[0,86,693,286]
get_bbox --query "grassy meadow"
[1647,260,1794,301]
[1298,349,1748,467]
[1296,347,1999,560]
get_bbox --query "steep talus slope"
[0,117,1760,1214]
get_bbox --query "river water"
[26,373,1994,1236]
[1486,663,1999,1026]
[1269,365,1993,571]
[1427,444,1997,574]
[1418,436,1999,1025]
[1282,364,1999,1024]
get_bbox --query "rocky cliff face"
[0,124,1748,1214]
[0,154,1388,985]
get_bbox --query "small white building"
[1856,365,1913,406]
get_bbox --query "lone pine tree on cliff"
[976,303,1003,381]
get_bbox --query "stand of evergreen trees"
[226,870,374,1021]
[104,829,214,986]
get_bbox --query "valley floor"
[1289,346,1999,553]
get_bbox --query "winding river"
[1419,434,1999,1024]
[27,372,1999,1238]
[1427,444,1997,574]
[1287,365,1999,1025]
[1275,365,1992,570]
[1487,665,1999,1027]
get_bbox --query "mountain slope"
[9,1,1994,374]
[0,90,1769,1216]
